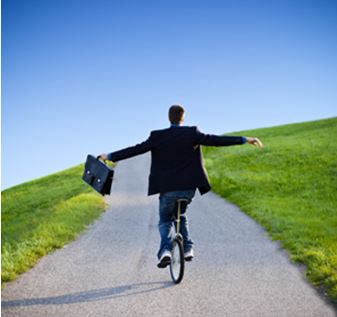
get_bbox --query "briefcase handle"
[96,155,116,166]
[96,155,106,162]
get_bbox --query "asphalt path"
[2,154,336,317]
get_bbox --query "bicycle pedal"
[185,256,193,262]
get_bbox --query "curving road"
[2,154,336,317]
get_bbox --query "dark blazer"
[108,126,244,196]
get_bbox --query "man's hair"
[169,105,185,124]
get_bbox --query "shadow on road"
[2,280,173,308]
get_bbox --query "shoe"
[157,250,171,268]
[184,249,194,262]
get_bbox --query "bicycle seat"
[175,199,190,215]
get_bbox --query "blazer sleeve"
[193,127,244,146]
[108,133,153,162]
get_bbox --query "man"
[100,105,263,268]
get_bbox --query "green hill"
[203,117,337,302]
[1,164,106,284]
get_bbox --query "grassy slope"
[2,164,106,284]
[203,117,337,302]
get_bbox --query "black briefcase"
[82,155,114,195]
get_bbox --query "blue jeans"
[157,190,196,259]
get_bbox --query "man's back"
[148,126,207,195]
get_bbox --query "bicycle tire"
[170,236,185,284]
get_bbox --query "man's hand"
[247,137,264,148]
[99,153,108,161]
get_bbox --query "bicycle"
[169,198,189,284]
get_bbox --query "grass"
[1,164,107,284]
[203,117,337,303]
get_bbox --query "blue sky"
[2,0,337,189]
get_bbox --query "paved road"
[2,154,336,317]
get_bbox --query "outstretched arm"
[100,134,153,162]
[195,128,264,148]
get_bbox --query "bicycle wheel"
[170,236,185,284]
